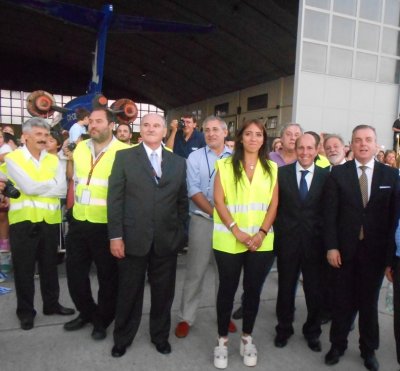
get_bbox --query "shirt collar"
[296,161,315,174]
[86,136,117,154]
[21,145,48,162]
[205,145,232,156]
[354,157,375,170]
[142,142,162,158]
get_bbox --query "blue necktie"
[150,152,161,178]
[299,170,309,201]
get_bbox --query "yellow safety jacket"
[315,154,330,168]
[6,150,61,225]
[213,158,277,254]
[72,139,129,223]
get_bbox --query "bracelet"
[228,221,236,230]
[259,227,268,235]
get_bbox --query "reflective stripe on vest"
[74,195,107,206]
[11,199,60,211]
[6,149,61,225]
[72,139,129,223]
[214,222,273,235]
[226,202,268,214]
[213,157,277,254]
[75,177,109,187]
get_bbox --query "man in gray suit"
[107,113,188,358]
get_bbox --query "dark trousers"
[276,252,322,340]
[214,249,275,336]
[393,258,400,364]
[329,240,385,354]
[321,261,336,319]
[10,221,60,320]
[113,246,177,347]
[66,218,117,328]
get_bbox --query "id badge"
[80,189,91,205]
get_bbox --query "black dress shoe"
[91,327,106,340]
[307,338,322,352]
[232,306,243,320]
[325,347,344,365]
[63,315,90,331]
[43,304,75,316]
[20,318,34,330]
[274,334,288,348]
[111,345,126,358]
[362,354,379,371]
[152,341,171,354]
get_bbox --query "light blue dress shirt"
[186,145,231,214]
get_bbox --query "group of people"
[2,108,400,371]
[174,119,399,371]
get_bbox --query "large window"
[0,90,76,125]
[0,90,164,131]
[301,0,400,84]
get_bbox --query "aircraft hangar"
[0,0,400,148]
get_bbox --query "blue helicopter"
[6,0,213,128]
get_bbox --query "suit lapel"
[369,161,382,204]
[136,144,157,181]
[287,163,302,204]
[347,160,365,208]
[159,148,173,184]
[307,166,323,200]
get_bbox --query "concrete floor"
[0,254,398,371]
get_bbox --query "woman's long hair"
[232,119,272,185]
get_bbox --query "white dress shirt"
[142,142,162,169]
[296,162,315,190]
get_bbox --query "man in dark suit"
[274,133,328,352]
[386,195,400,368]
[107,113,188,358]
[324,125,399,371]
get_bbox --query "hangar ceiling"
[0,0,299,110]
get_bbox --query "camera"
[3,180,20,199]
[178,118,185,129]
[67,142,77,151]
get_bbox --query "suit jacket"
[274,162,329,260]
[323,160,399,264]
[107,143,188,257]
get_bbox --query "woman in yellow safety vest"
[212,119,278,369]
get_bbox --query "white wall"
[294,71,398,148]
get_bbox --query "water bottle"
[386,281,394,313]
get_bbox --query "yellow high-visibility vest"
[6,149,61,225]
[72,139,129,223]
[213,157,277,254]
[316,154,330,168]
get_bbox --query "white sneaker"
[240,335,257,367]
[214,337,228,369]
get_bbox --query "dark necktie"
[299,170,309,201]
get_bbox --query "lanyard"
[205,147,228,180]
[86,152,105,186]
[204,148,215,180]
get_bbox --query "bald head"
[295,133,318,169]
